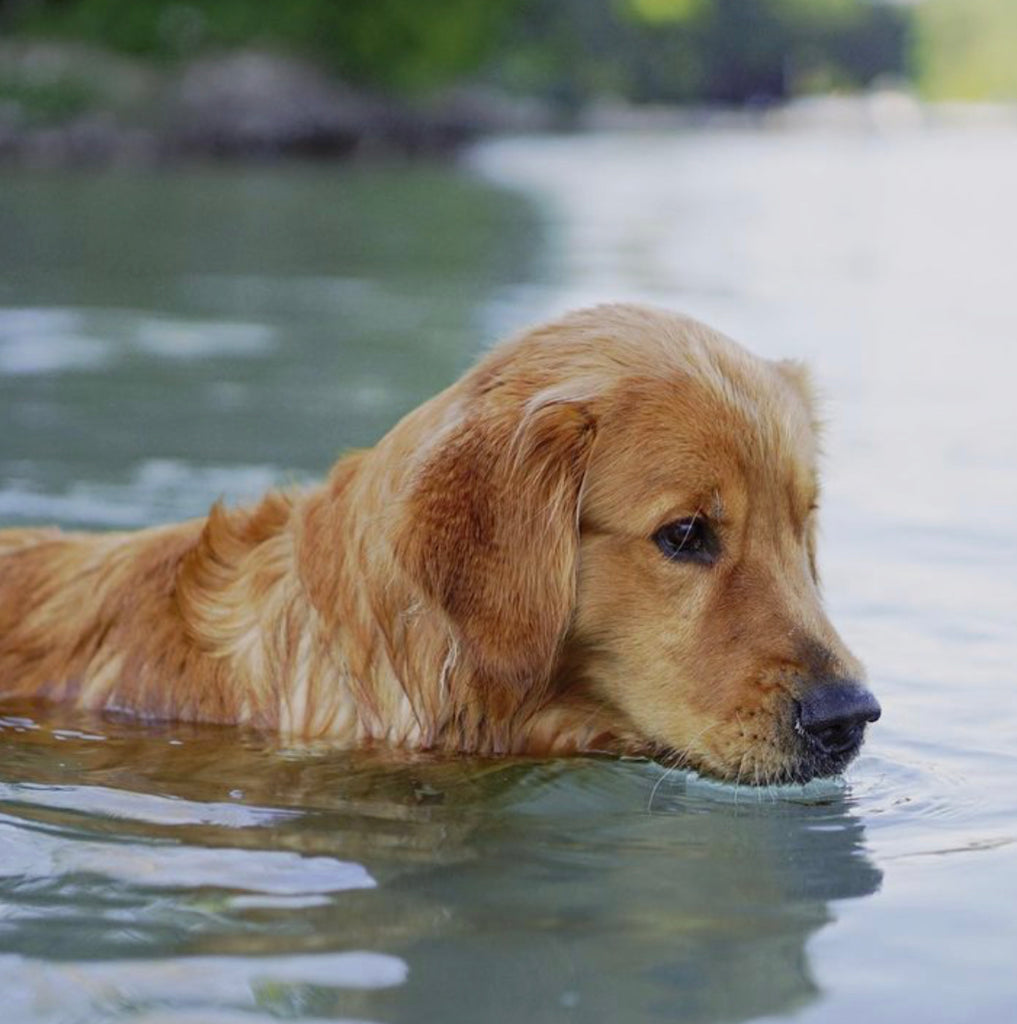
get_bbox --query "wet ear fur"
[394,390,597,694]
[776,359,823,584]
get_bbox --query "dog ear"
[393,390,597,694]
[776,358,822,434]
[776,359,823,584]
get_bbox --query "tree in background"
[4,0,518,92]
[6,0,910,104]
[489,0,908,107]
[914,0,1017,101]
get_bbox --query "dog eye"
[653,517,718,565]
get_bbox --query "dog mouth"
[787,722,868,783]
[780,740,864,785]
[653,720,870,787]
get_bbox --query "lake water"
[1,119,1016,1023]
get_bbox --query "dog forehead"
[583,357,818,530]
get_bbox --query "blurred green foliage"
[0,75,97,124]
[494,0,907,107]
[4,0,910,101]
[914,0,1017,100]
[4,0,518,91]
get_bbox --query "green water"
[1,133,1016,1023]
[0,165,534,509]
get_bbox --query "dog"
[0,304,879,783]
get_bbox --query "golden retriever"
[0,304,879,783]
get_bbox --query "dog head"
[394,304,878,782]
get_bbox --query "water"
[1,120,1016,1022]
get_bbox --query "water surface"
[1,124,1016,1022]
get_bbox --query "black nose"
[796,681,881,756]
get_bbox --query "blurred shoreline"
[0,42,555,167]
[3,41,1017,169]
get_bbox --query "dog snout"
[795,680,881,757]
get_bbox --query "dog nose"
[796,681,881,755]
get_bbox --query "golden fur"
[0,304,871,782]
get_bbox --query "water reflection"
[0,707,880,1023]
[382,769,881,1024]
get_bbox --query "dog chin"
[789,743,866,785]
[656,738,866,787]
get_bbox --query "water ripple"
[0,783,298,830]
[1,951,405,1024]
[0,820,375,895]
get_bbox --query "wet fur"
[0,304,865,780]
